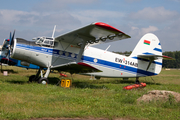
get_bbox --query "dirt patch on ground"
[30,118,108,120]
[137,90,180,103]
[30,118,132,120]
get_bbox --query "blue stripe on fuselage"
[16,43,158,76]
[82,56,157,76]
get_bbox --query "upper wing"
[55,22,130,46]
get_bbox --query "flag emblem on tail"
[144,40,150,45]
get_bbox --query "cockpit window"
[35,37,54,47]
[50,41,54,46]
[44,40,49,44]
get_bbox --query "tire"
[38,77,49,84]
[29,75,36,82]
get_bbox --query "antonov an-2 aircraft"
[7,22,172,84]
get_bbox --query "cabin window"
[35,37,54,47]
[44,40,49,44]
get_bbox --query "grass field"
[0,66,180,120]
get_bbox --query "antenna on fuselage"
[104,45,111,53]
[105,45,111,51]
[52,25,56,38]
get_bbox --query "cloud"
[141,26,158,34]
[0,1,180,52]
[129,26,158,39]
[33,0,97,12]
[33,11,81,28]
[0,9,39,26]
[156,17,180,51]
[129,7,179,23]
[0,9,82,34]
[71,10,125,25]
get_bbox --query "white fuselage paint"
[11,39,161,78]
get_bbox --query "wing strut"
[52,25,56,38]
[146,59,154,71]
[76,36,86,62]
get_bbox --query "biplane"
[7,22,173,84]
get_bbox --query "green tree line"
[114,51,179,68]
[162,51,180,68]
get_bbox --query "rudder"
[130,33,162,57]
[129,33,162,76]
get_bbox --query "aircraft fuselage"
[11,38,162,78]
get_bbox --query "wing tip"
[93,22,124,34]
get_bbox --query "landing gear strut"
[135,77,140,84]
[29,67,50,84]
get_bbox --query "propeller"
[10,30,15,46]
[6,30,15,64]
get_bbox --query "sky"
[0,0,180,52]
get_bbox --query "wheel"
[29,75,36,82]
[38,77,49,84]
[95,76,101,80]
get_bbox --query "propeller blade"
[6,30,15,64]
[10,30,15,46]
[9,31,12,45]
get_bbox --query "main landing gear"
[29,67,51,84]
[135,77,140,84]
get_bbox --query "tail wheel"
[38,77,49,84]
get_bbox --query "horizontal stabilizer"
[138,55,175,60]
[137,54,174,71]
[162,55,175,60]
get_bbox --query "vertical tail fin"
[130,33,162,57]
[130,33,162,75]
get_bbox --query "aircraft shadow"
[35,77,162,87]
[6,80,27,84]
[0,69,18,74]
[110,80,161,85]
[4,76,161,87]
[48,77,106,89]
[85,79,161,85]
[71,81,107,89]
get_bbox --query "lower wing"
[51,62,101,74]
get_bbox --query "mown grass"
[0,66,180,120]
